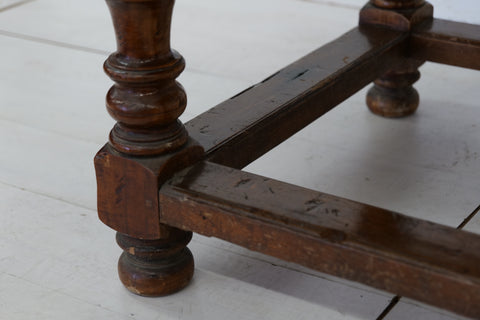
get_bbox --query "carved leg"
[360,0,433,117]
[366,65,421,118]
[95,0,203,296]
[116,229,194,296]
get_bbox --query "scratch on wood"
[235,178,251,188]
[199,125,210,133]
[305,198,325,212]
[292,69,309,80]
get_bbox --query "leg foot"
[116,227,194,297]
[366,69,420,118]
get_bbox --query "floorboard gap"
[457,204,480,229]
[376,295,401,320]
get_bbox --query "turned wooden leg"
[366,67,421,118]
[95,0,203,296]
[361,0,432,117]
[116,228,194,296]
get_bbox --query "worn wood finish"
[95,0,202,296]
[360,2,432,118]
[187,26,407,168]
[94,0,480,316]
[365,60,422,117]
[95,142,203,238]
[116,231,194,296]
[360,2,432,32]
[103,0,188,156]
[411,19,480,70]
[159,162,480,319]
[370,0,424,10]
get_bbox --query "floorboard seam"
[0,117,107,147]
[0,29,246,82]
[296,0,360,11]
[0,180,95,212]
[0,0,35,13]
[457,204,480,230]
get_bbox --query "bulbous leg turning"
[366,69,420,118]
[116,228,194,297]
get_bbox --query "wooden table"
[94,1,480,318]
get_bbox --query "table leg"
[95,0,201,296]
[361,0,432,117]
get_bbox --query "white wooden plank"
[0,273,132,320]
[385,299,471,320]
[0,35,251,143]
[0,0,115,52]
[0,36,112,145]
[0,119,100,210]
[430,0,480,24]
[0,0,358,81]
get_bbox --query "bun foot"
[116,229,194,297]
[367,70,420,118]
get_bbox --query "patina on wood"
[94,0,480,317]
[411,19,480,70]
[160,161,480,318]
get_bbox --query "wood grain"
[95,0,201,297]
[160,161,480,318]
[411,19,480,70]
[186,26,407,169]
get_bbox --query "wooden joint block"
[360,2,433,31]
[94,140,203,239]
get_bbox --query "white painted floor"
[1,0,479,319]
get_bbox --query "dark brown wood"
[94,0,202,296]
[370,0,424,10]
[187,26,407,169]
[95,142,203,238]
[160,161,480,319]
[360,1,432,32]
[366,60,422,117]
[360,2,432,118]
[116,231,194,296]
[411,19,480,70]
[103,0,188,156]
[93,0,480,314]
